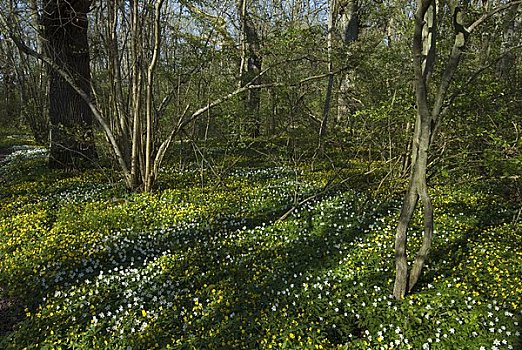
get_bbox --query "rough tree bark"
[106,0,131,167]
[238,0,262,138]
[42,0,97,169]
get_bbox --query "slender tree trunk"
[291,0,303,22]
[319,0,336,139]
[393,181,417,297]
[391,0,510,298]
[393,0,436,298]
[42,0,97,170]
[24,0,49,144]
[336,0,359,125]
[496,3,519,79]
[144,0,164,192]
[130,0,143,189]
[400,122,413,175]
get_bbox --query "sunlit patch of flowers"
[0,158,520,349]
[1,146,48,163]
[0,146,49,184]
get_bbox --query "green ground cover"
[0,148,520,349]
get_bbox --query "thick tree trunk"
[42,0,97,170]
[238,0,262,138]
[107,0,131,166]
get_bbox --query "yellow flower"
[142,309,147,317]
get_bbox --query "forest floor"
[0,141,520,349]
[0,141,36,336]
[0,288,23,337]
[0,146,13,162]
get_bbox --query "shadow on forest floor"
[2,188,398,348]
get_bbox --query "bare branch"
[467,0,522,33]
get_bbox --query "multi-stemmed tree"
[393,0,522,299]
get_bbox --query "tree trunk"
[107,0,131,166]
[42,0,97,170]
[496,3,519,79]
[319,0,336,139]
[144,0,165,192]
[130,0,143,189]
[238,0,262,138]
[393,0,436,299]
[391,0,507,298]
[336,0,359,125]
[26,0,49,145]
